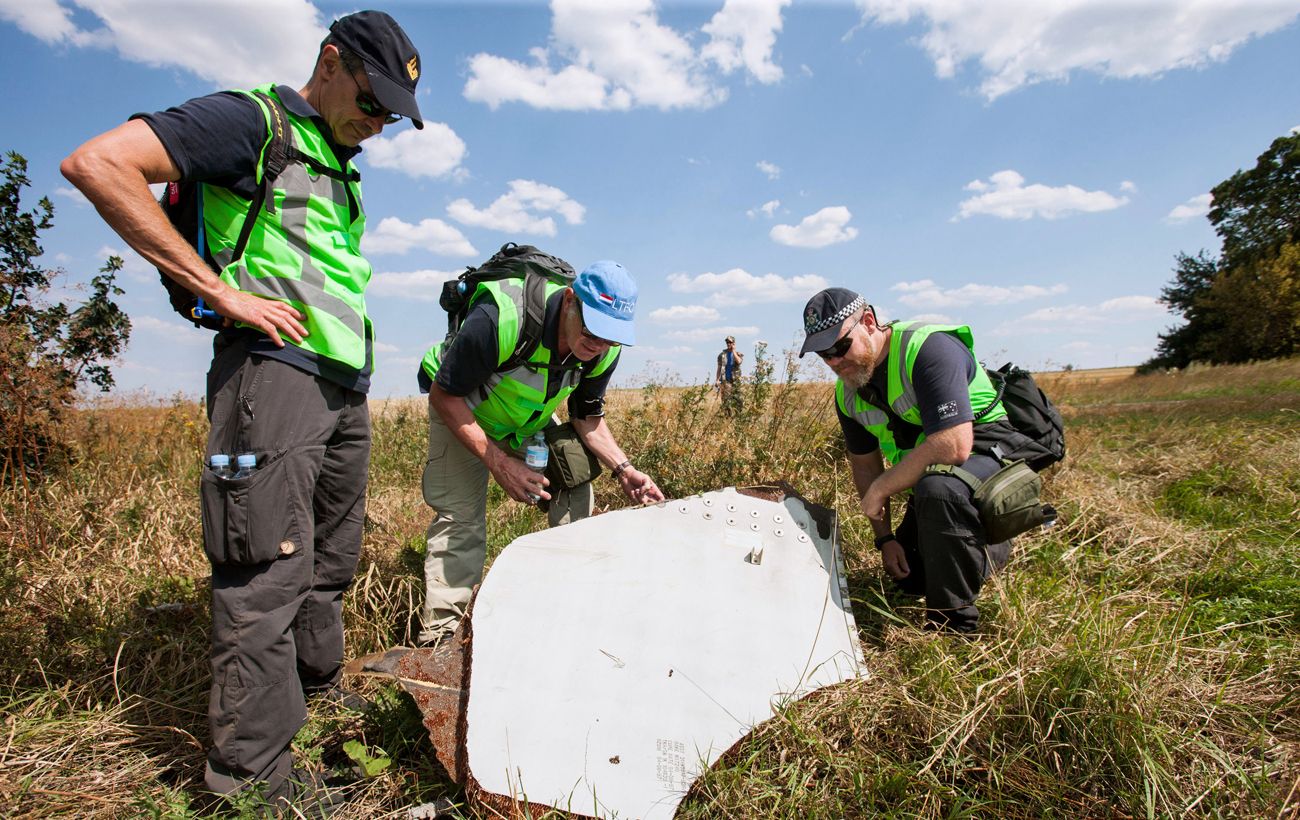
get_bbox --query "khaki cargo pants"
[419,406,592,644]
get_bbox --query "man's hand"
[861,482,890,522]
[211,289,309,348]
[618,467,664,505]
[880,540,910,579]
[486,448,551,504]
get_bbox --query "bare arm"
[60,119,306,345]
[428,384,549,503]
[572,415,664,504]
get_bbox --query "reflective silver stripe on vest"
[848,401,890,430]
[891,323,920,418]
[465,361,583,411]
[215,163,365,340]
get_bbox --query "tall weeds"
[1,360,1297,817]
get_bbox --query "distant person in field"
[62,11,424,803]
[715,335,744,414]
[415,260,666,646]
[799,287,1033,633]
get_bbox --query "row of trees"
[1,151,131,483]
[1144,133,1300,370]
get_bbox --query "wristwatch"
[611,460,632,479]
[873,532,896,549]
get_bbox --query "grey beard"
[839,361,875,391]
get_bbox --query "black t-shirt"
[134,86,372,393]
[838,330,979,455]
[417,289,617,420]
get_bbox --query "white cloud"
[95,243,153,282]
[1165,193,1213,224]
[891,278,1067,308]
[1098,295,1165,315]
[668,268,828,306]
[648,305,722,323]
[956,170,1129,220]
[701,0,791,83]
[130,314,208,346]
[747,199,781,219]
[665,325,759,342]
[368,269,461,302]
[373,341,401,354]
[1119,180,1138,194]
[856,0,1300,100]
[770,206,858,248]
[447,180,585,236]
[463,0,789,111]
[908,312,956,324]
[1292,124,1300,135]
[756,160,781,180]
[1,0,324,90]
[363,124,468,180]
[993,294,1166,335]
[363,217,477,257]
[54,186,89,206]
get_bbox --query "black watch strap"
[873,532,896,549]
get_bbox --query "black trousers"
[892,453,1010,632]
[200,339,369,799]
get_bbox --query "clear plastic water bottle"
[524,432,548,502]
[232,452,257,480]
[209,453,233,479]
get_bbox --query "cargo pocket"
[200,446,322,565]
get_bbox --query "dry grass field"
[1,356,1297,818]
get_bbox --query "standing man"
[416,261,665,646]
[62,11,424,802]
[800,287,1030,633]
[715,335,744,413]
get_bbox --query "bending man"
[416,260,665,645]
[800,287,1033,632]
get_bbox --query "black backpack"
[974,363,1066,471]
[158,90,357,330]
[440,243,578,371]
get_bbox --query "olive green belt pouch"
[927,460,1056,544]
[543,422,603,489]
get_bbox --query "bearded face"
[830,328,881,390]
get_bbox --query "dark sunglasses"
[346,71,402,125]
[578,305,616,347]
[816,315,864,360]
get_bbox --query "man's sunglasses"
[816,315,863,360]
[578,305,617,347]
[346,71,402,125]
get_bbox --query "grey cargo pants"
[892,452,1011,632]
[200,338,369,800]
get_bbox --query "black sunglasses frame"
[816,314,864,360]
[346,70,402,125]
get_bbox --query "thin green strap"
[924,463,983,493]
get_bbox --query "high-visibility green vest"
[835,321,1006,464]
[420,279,620,448]
[202,84,372,371]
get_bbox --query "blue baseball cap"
[573,261,638,346]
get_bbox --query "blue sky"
[3,0,1298,399]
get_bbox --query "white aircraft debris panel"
[466,486,865,819]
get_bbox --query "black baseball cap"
[329,11,424,129]
[799,287,868,357]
